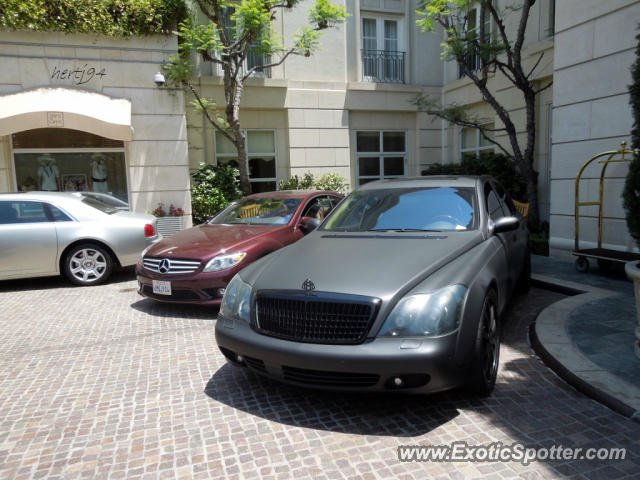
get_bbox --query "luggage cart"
[573,141,640,272]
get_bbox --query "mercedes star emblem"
[302,278,315,295]
[158,258,171,274]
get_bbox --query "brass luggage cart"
[573,141,640,272]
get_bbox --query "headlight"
[377,285,467,337]
[203,252,247,272]
[219,274,252,323]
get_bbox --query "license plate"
[152,280,172,295]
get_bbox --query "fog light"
[217,288,226,296]
[393,377,403,387]
[236,354,244,364]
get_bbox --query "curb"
[529,274,640,421]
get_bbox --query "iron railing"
[361,49,406,84]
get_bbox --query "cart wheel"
[575,256,589,273]
[597,259,612,272]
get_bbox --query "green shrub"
[190,163,242,225]
[279,171,348,194]
[421,152,527,202]
[0,0,188,36]
[315,172,348,194]
[279,172,315,191]
[624,29,640,248]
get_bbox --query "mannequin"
[37,155,60,191]
[90,154,109,193]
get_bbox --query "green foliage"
[279,172,315,191]
[315,172,347,194]
[278,171,348,194]
[190,163,242,224]
[625,28,640,247]
[0,0,188,36]
[421,152,526,202]
[416,0,505,63]
[308,0,349,29]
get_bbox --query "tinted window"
[0,201,48,224]
[212,197,302,225]
[492,181,518,216]
[46,204,73,222]
[323,187,477,232]
[302,196,334,220]
[484,183,505,221]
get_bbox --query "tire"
[516,249,531,294]
[575,256,589,273]
[467,290,500,397]
[63,243,113,286]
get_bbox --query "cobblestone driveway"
[1,271,638,479]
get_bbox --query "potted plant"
[624,29,640,359]
[152,202,185,237]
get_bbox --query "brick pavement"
[0,271,639,479]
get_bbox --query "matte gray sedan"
[215,176,530,396]
[0,192,159,286]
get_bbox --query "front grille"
[255,292,379,344]
[141,285,200,301]
[143,257,201,274]
[282,366,380,387]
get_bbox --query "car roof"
[358,176,483,190]
[246,190,340,199]
[0,191,83,201]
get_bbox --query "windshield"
[322,186,477,232]
[211,197,303,225]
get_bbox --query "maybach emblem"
[302,278,315,295]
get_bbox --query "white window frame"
[361,15,405,83]
[459,124,495,159]
[355,130,407,186]
[214,129,278,191]
[458,4,492,78]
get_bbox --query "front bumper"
[135,262,238,305]
[215,315,469,393]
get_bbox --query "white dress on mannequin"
[92,159,109,193]
[38,161,60,191]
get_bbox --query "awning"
[0,87,133,141]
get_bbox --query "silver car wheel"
[69,248,108,283]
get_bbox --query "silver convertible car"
[215,176,530,396]
[0,192,159,286]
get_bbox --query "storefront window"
[11,129,128,202]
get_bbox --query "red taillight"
[144,224,156,237]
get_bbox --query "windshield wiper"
[366,228,441,232]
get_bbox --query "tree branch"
[527,51,544,79]
[242,47,298,81]
[184,81,235,144]
[534,81,553,95]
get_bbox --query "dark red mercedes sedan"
[135,190,343,305]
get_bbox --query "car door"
[483,182,514,295]
[0,200,58,279]
[492,180,528,278]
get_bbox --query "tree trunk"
[231,125,251,195]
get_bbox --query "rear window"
[81,196,118,214]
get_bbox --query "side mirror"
[490,216,519,235]
[299,216,321,234]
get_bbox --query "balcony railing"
[361,49,405,84]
